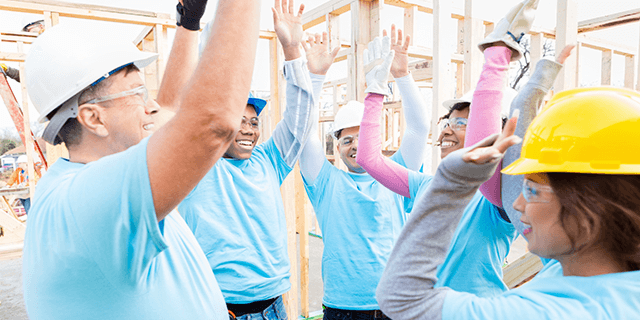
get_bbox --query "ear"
[76,104,109,138]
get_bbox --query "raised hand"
[463,110,522,164]
[555,44,575,65]
[302,32,340,76]
[272,0,304,60]
[363,36,394,95]
[383,24,411,78]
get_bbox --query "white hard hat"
[443,87,518,118]
[17,155,28,164]
[25,23,157,144]
[331,100,364,139]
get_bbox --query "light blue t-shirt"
[443,262,640,319]
[304,151,427,310]
[409,171,517,297]
[179,138,292,303]
[23,137,227,320]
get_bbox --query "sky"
[0,0,638,130]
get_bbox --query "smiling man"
[177,1,315,319]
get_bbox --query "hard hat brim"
[502,157,640,175]
[247,97,267,116]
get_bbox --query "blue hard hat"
[247,92,267,116]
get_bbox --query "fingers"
[363,48,371,65]
[271,7,279,24]
[280,0,287,14]
[314,33,322,45]
[383,29,388,37]
[330,46,340,59]
[390,24,396,46]
[381,36,391,56]
[297,4,305,17]
[556,44,575,64]
[381,50,395,70]
[288,0,295,16]
[301,39,310,52]
[403,35,411,51]
[397,28,403,47]
[322,32,329,44]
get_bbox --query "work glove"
[363,36,394,96]
[176,0,208,31]
[477,0,539,62]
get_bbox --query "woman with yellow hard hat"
[375,87,640,319]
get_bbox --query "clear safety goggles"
[338,134,359,146]
[438,117,468,132]
[522,179,555,203]
[85,85,149,105]
[240,117,260,130]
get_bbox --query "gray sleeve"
[272,58,316,167]
[298,72,327,184]
[3,66,20,82]
[396,74,430,171]
[501,59,563,235]
[377,135,503,320]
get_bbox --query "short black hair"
[334,129,343,139]
[22,20,44,32]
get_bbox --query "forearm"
[147,0,261,220]
[356,93,411,198]
[502,58,563,234]
[396,75,430,171]
[299,72,327,184]
[377,142,501,320]
[464,46,511,207]
[155,27,199,113]
[272,58,315,167]
[4,66,20,82]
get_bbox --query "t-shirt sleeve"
[258,138,294,185]
[66,137,167,285]
[302,158,334,224]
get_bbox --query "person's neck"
[67,139,119,164]
[559,246,628,277]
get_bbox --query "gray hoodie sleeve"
[376,135,503,320]
[272,58,316,167]
[501,59,563,235]
[3,66,20,82]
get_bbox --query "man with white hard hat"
[21,0,260,319]
[298,26,430,319]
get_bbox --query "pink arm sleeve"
[356,93,411,198]
[463,46,511,207]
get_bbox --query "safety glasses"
[522,179,555,203]
[438,117,468,132]
[240,117,260,130]
[85,85,148,105]
[338,134,359,146]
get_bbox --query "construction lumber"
[502,252,543,289]
[529,33,543,72]
[554,0,578,91]
[578,8,640,34]
[601,49,612,86]
[625,54,635,89]
[302,0,353,29]
[18,45,36,201]
[463,0,483,93]
[0,0,174,27]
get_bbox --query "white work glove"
[478,0,539,62]
[363,36,394,95]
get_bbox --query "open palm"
[303,32,340,75]
[272,0,304,49]
[384,24,410,78]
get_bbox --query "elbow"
[376,281,411,319]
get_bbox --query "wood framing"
[578,8,640,33]
[554,0,578,91]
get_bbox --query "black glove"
[176,0,208,31]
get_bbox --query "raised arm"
[502,45,573,235]
[146,0,260,219]
[377,116,521,320]
[299,32,338,183]
[269,1,317,166]
[465,0,539,207]
[387,25,430,171]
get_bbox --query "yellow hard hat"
[502,86,640,175]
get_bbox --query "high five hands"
[303,32,340,76]
[272,0,305,60]
[463,112,522,164]
[384,24,411,79]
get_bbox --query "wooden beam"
[383,0,465,18]
[529,33,543,71]
[555,0,578,91]
[577,34,636,56]
[18,42,36,202]
[624,54,635,89]
[301,0,353,30]
[601,49,612,85]
[403,6,418,45]
[503,252,543,289]
[0,52,26,62]
[295,166,310,318]
[0,0,174,27]
[578,8,640,33]
[432,0,453,173]
[463,0,483,94]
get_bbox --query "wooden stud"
[578,8,640,33]
[530,33,543,71]
[17,42,36,202]
[624,54,635,89]
[295,165,310,318]
[463,0,483,93]
[555,0,578,91]
[403,6,418,45]
[601,49,613,85]
[502,252,543,289]
[431,0,453,173]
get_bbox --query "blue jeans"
[323,306,391,320]
[233,296,288,320]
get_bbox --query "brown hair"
[546,173,640,271]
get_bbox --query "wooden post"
[351,0,381,102]
[404,6,418,45]
[432,0,453,173]
[601,49,612,85]
[456,19,464,98]
[555,0,578,91]
[295,165,310,318]
[463,0,483,93]
[624,54,635,89]
[154,24,168,89]
[328,13,341,50]
[529,33,543,71]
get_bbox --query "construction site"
[1,0,639,319]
